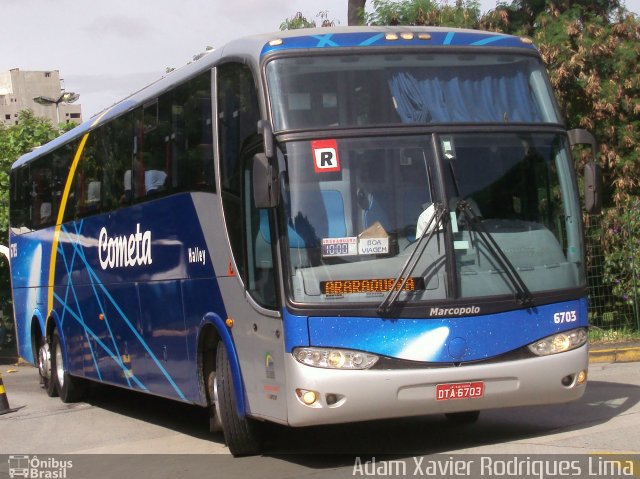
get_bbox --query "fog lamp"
[576,370,587,384]
[296,388,319,406]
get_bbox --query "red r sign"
[312,139,340,173]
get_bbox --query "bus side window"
[133,101,163,201]
[129,71,215,200]
[29,158,54,227]
[65,129,104,219]
[101,115,134,210]
[171,72,215,192]
[26,145,74,229]
[217,62,276,308]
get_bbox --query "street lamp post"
[33,91,80,125]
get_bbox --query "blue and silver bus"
[9,27,601,455]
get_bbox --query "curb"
[589,345,640,364]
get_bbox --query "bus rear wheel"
[51,330,85,403]
[216,341,262,456]
[38,338,57,398]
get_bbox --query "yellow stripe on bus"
[47,109,113,316]
[0,385,5,395]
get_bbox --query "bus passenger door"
[215,62,287,423]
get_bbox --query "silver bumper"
[284,345,588,427]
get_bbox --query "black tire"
[445,410,480,424]
[216,341,261,456]
[51,330,85,403]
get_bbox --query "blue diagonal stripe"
[472,36,507,46]
[67,242,187,401]
[58,223,103,380]
[443,32,455,45]
[67,222,132,387]
[359,33,384,46]
[53,292,147,390]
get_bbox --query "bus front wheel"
[216,341,262,456]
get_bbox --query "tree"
[348,0,367,25]
[0,110,72,326]
[367,0,481,27]
[280,11,338,30]
[0,110,65,237]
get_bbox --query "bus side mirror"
[568,129,602,215]
[584,162,602,215]
[257,120,274,159]
[253,153,279,208]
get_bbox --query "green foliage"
[0,109,68,325]
[0,110,63,240]
[367,0,481,27]
[602,198,640,310]
[280,11,337,30]
[589,325,640,343]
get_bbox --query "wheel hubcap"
[55,340,64,388]
[210,373,222,432]
[38,343,51,379]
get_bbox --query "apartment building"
[0,68,82,126]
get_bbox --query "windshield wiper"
[456,199,533,306]
[377,202,447,316]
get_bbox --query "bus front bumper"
[283,345,588,427]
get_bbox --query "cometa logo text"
[99,224,152,270]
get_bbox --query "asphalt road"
[0,360,638,479]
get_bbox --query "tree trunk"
[348,0,367,25]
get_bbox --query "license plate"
[436,381,485,401]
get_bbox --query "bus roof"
[12,26,537,170]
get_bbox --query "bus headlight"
[527,328,587,356]
[293,347,379,369]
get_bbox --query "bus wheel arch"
[30,315,43,365]
[197,313,261,455]
[198,313,247,416]
[216,340,262,456]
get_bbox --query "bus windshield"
[266,52,561,131]
[276,131,583,306]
